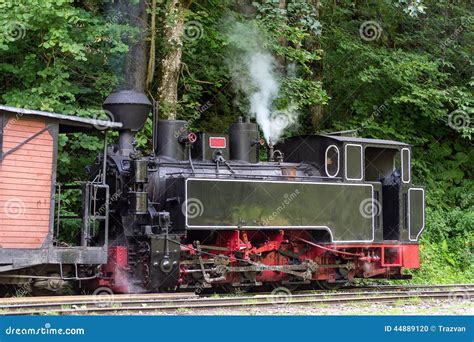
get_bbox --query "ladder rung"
[90,216,107,220]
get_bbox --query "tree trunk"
[113,0,149,92]
[146,0,158,92]
[233,0,257,16]
[305,0,323,128]
[156,0,192,120]
[276,0,287,74]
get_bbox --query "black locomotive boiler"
[0,90,425,294]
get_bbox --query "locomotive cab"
[277,133,424,245]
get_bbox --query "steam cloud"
[224,18,298,143]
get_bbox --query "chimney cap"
[103,90,152,131]
[103,90,151,106]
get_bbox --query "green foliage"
[252,1,328,108]
[408,238,473,284]
[0,0,135,182]
[279,77,326,109]
[172,0,328,133]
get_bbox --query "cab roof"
[320,134,410,147]
[0,105,122,132]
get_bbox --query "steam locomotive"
[0,90,424,294]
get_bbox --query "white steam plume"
[248,52,279,141]
[224,17,298,143]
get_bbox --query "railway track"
[0,284,472,315]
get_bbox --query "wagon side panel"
[0,115,54,249]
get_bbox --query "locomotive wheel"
[315,280,345,290]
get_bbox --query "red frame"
[209,136,226,148]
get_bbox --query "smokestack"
[154,120,188,160]
[103,90,152,156]
[229,118,259,163]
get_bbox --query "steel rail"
[0,283,471,306]
[1,284,472,315]
[1,284,471,304]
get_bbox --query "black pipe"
[229,118,259,163]
[268,140,275,162]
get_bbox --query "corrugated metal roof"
[320,134,409,147]
[0,105,122,129]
